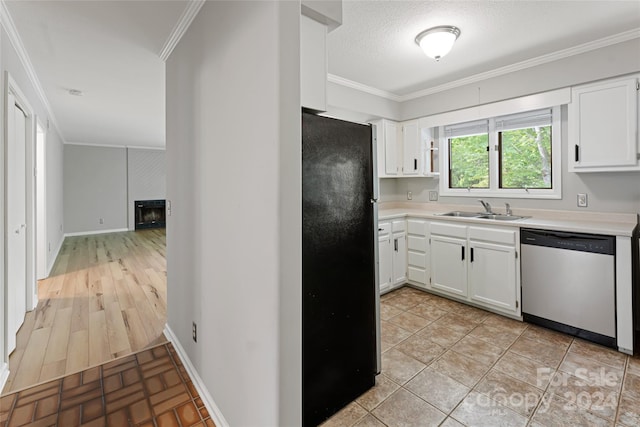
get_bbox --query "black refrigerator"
[302,112,379,426]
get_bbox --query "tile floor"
[321,286,640,427]
[0,343,216,427]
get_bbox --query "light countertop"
[378,203,638,237]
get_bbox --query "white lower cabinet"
[391,220,407,286]
[378,219,407,293]
[430,221,521,317]
[378,222,393,293]
[378,217,521,316]
[407,219,429,288]
[430,222,468,297]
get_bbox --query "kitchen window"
[440,106,561,199]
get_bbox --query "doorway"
[36,123,46,280]
[4,74,35,356]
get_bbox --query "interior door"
[6,96,28,354]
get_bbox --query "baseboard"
[64,228,129,238]
[0,362,9,392]
[46,234,65,277]
[163,325,229,427]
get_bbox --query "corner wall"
[63,145,128,234]
[165,1,301,425]
[127,148,166,230]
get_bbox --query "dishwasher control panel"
[521,229,615,255]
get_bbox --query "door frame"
[3,72,37,363]
[36,122,46,280]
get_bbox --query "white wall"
[326,80,401,122]
[127,148,166,230]
[45,130,64,272]
[0,23,65,386]
[64,145,128,233]
[63,145,166,234]
[165,1,300,425]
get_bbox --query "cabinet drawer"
[430,221,466,238]
[392,220,406,232]
[378,222,391,235]
[408,236,427,252]
[468,226,516,245]
[408,252,427,268]
[408,267,428,285]
[408,219,428,236]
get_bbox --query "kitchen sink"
[478,214,528,221]
[438,211,529,221]
[438,211,483,218]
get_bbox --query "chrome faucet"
[478,199,492,214]
[505,203,512,216]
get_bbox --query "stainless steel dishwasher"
[521,228,616,348]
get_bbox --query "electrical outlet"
[577,193,588,207]
[99,218,104,224]
[429,191,438,201]
[192,322,197,342]
[407,191,412,200]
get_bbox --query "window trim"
[439,106,562,199]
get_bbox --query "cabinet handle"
[461,246,465,261]
[414,158,417,170]
[575,144,580,162]
[470,247,474,263]
[394,238,398,252]
[378,228,383,231]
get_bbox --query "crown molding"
[327,74,403,102]
[159,0,205,62]
[0,0,65,141]
[65,141,165,151]
[330,28,640,103]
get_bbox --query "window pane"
[500,126,552,189]
[449,134,489,188]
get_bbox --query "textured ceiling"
[328,1,640,96]
[6,0,190,147]
[5,1,640,148]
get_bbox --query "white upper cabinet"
[569,75,640,172]
[300,15,327,112]
[401,121,421,175]
[372,119,436,178]
[372,119,400,177]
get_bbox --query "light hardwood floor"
[2,229,168,394]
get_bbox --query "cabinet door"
[430,235,467,297]
[402,121,421,175]
[468,241,518,315]
[384,121,400,176]
[300,15,327,112]
[378,232,392,293]
[392,232,407,286]
[569,77,639,171]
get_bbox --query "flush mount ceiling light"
[415,26,461,61]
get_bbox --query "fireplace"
[135,200,166,230]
